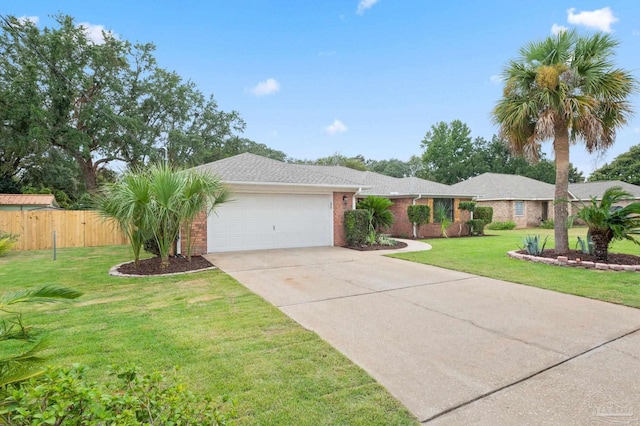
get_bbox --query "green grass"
[391,227,640,308]
[0,246,417,425]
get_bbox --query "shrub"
[356,196,394,231]
[466,219,485,236]
[519,235,548,256]
[474,206,493,224]
[0,365,230,425]
[457,201,476,212]
[344,209,370,246]
[376,234,397,246]
[487,221,516,230]
[407,205,430,236]
[0,231,18,256]
[539,218,554,229]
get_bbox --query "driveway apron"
[206,246,640,424]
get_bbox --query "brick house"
[185,153,474,254]
[451,173,560,228]
[569,181,640,215]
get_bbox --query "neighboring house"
[190,153,474,254]
[451,173,562,228]
[0,194,59,211]
[569,181,640,214]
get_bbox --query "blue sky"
[6,1,640,176]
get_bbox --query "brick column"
[333,192,355,247]
[181,210,208,256]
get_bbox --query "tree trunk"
[74,153,98,193]
[553,123,570,255]
[590,229,612,262]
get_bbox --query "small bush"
[376,234,397,246]
[486,221,516,230]
[344,209,370,246]
[474,206,493,224]
[356,196,394,231]
[407,205,431,226]
[143,237,161,257]
[0,365,230,425]
[0,231,18,256]
[457,201,476,212]
[466,219,485,236]
[519,235,548,256]
[539,219,554,229]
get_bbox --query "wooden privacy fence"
[0,210,128,251]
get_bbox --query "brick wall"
[181,210,207,256]
[333,192,354,247]
[387,197,431,238]
[478,200,554,228]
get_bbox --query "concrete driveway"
[206,245,640,424]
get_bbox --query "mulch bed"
[347,241,408,251]
[517,249,640,266]
[117,255,214,276]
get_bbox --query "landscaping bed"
[348,241,408,251]
[116,255,214,275]
[515,249,640,266]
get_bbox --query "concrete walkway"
[206,245,640,424]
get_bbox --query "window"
[433,198,454,222]
[515,201,524,217]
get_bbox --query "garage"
[207,192,334,252]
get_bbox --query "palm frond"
[0,285,82,309]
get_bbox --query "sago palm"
[575,186,640,262]
[356,196,394,232]
[493,30,636,254]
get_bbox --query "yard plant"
[493,30,637,255]
[574,186,640,261]
[96,163,230,268]
[356,196,394,232]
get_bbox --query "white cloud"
[248,78,280,96]
[77,22,115,44]
[490,74,502,84]
[551,23,568,35]
[356,0,379,15]
[17,16,39,25]
[325,119,348,135]
[567,7,618,33]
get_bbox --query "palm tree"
[180,169,231,261]
[493,30,636,254]
[96,171,152,266]
[97,163,231,268]
[575,186,640,261]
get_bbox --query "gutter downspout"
[352,188,362,209]
[412,194,422,238]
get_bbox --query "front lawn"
[391,227,640,308]
[0,246,417,425]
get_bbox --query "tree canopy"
[0,14,246,195]
[589,144,640,185]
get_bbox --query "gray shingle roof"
[195,154,474,197]
[450,173,558,200]
[569,181,640,200]
[195,153,362,188]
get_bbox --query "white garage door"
[207,193,333,252]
